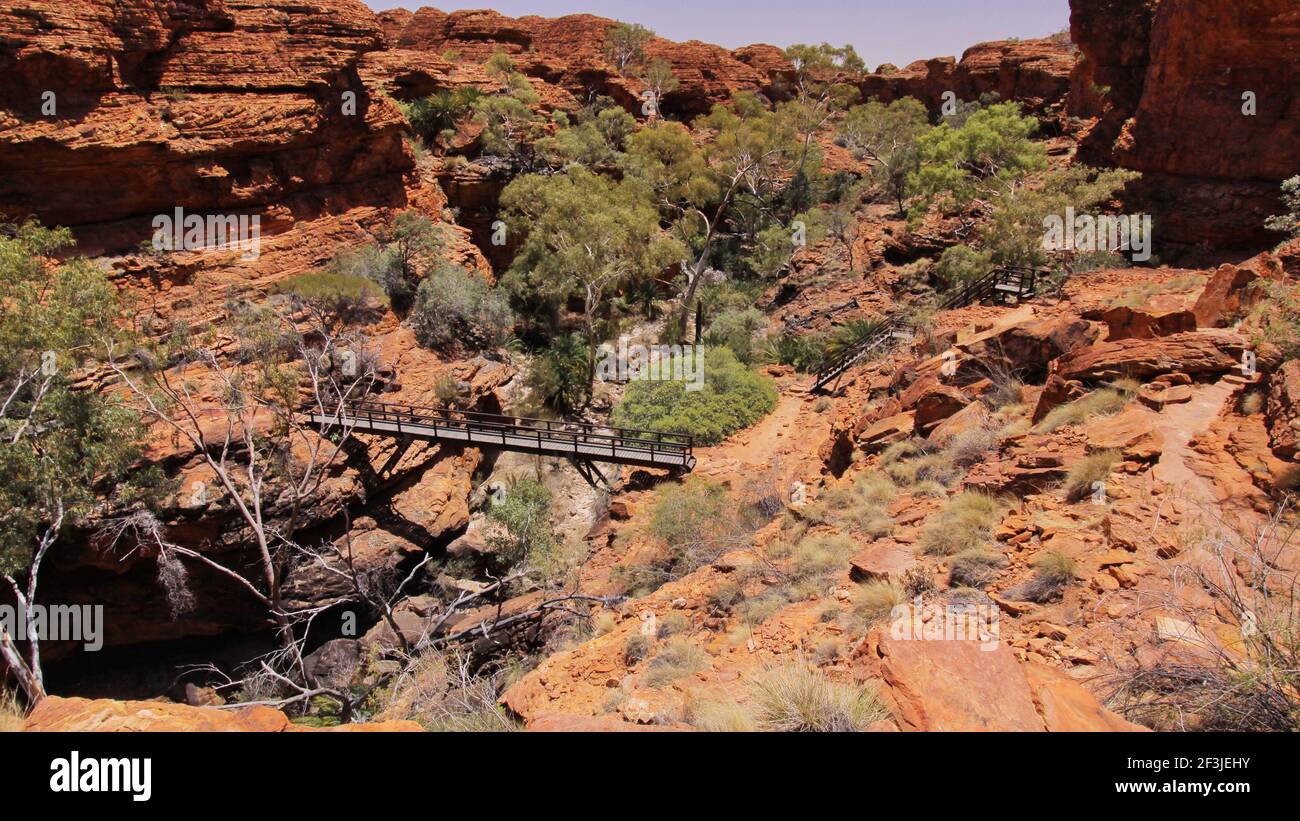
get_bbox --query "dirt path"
[1152,378,1239,506]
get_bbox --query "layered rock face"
[374,7,791,119]
[374,7,1074,122]
[1070,0,1300,255]
[858,37,1075,119]
[0,0,412,251]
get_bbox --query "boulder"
[899,376,970,433]
[856,411,916,453]
[1193,251,1286,327]
[958,316,1103,381]
[1086,406,1164,460]
[868,632,1144,731]
[1267,360,1300,458]
[1099,301,1196,341]
[1053,330,1247,383]
[849,541,917,584]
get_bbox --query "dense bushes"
[410,263,514,353]
[612,347,777,445]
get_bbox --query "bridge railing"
[811,266,1044,391]
[308,399,694,464]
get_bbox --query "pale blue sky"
[365,1,1072,68]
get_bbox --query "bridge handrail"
[308,399,695,456]
[813,265,1043,387]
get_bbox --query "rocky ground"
[3,1,1299,731]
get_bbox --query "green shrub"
[920,491,1003,556]
[411,263,514,352]
[1264,175,1300,239]
[823,318,885,362]
[271,269,386,319]
[485,477,557,571]
[612,347,777,445]
[526,332,591,413]
[400,88,485,143]
[762,332,827,373]
[703,307,767,364]
[934,245,995,291]
[1061,450,1119,503]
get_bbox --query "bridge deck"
[305,401,696,471]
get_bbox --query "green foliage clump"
[271,270,386,321]
[762,332,828,373]
[1265,175,1300,239]
[410,263,513,352]
[537,100,636,169]
[604,22,653,71]
[0,222,154,576]
[839,97,929,213]
[525,333,591,414]
[703,307,767,364]
[399,87,485,144]
[485,477,557,571]
[908,102,1047,217]
[612,347,777,445]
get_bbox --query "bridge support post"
[569,458,614,492]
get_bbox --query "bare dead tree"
[101,295,381,687]
[1101,499,1300,731]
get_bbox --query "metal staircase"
[810,266,1039,394]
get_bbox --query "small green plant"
[920,491,1004,556]
[1061,450,1120,502]
[1265,175,1300,239]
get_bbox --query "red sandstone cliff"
[1070,0,1300,255]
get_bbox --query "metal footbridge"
[304,399,696,475]
[811,266,1040,393]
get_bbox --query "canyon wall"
[1070,0,1300,255]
